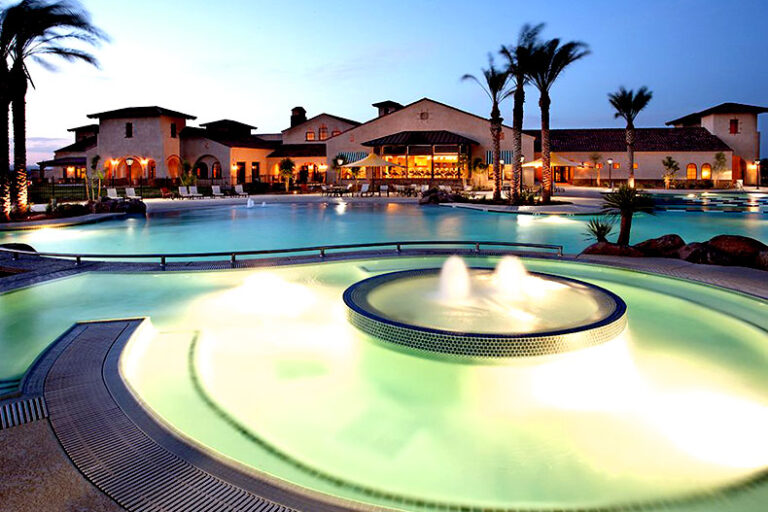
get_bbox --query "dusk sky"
[14,0,768,165]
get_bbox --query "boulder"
[756,251,768,271]
[418,188,461,205]
[94,198,147,214]
[706,235,768,267]
[0,242,36,253]
[676,242,735,266]
[633,234,685,257]
[581,242,644,257]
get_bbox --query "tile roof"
[87,106,196,120]
[67,124,99,133]
[199,119,257,130]
[180,127,277,149]
[362,130,478,146]
[53,135,98,154]
[523,127,731,153]
[268,143,327,158]
[666,102,768,126]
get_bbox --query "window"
[331,129,341,137]
[633,162,638,169]
[125,122,133,138]
[251,162,260,182]
[170,123,177,138]
[196,162,209,179]
[305,131,316,141]
[613,162,620,169]
[729,119,739,134]
[318,125,328,141]
[701,163,712,180]
[686,163,697,180]
[596,163,603,169]
[236,162,246,184]
[211,162,222,179]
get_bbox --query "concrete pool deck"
[0,249,766,511]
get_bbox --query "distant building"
[40,100,765,188]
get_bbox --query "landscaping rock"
[94,198,146,215]
[676,242,735,266]
[0,243,36,253]
[706,235,768,267]
[581,242,644,257]
[633,234,685,257]
[756,251,768,271]
[418,188,462,205]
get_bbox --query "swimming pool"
[1,202,767,255]
[2,256,766,511]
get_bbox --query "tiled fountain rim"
[343,268,628,358]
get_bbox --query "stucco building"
[40,100,765,188]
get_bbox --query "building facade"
[40,101,764,188]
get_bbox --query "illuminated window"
[331,129,341,137]
[613,162,620,169]
[729,119,739,134]
[125,122,133,138]
[318,125,328,141]
[305,131,316,141]
[701,163,712,180]
[211,162,222,179]
[633,162,638,169]
[596,163,603,169]
[686,163,697,180]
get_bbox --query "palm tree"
[528,37,590,202]
[0,8,12,220]
[601,184,654,246]
[3,0,106,212]
[462,55,513,201]
[500,23,544,201]
[279,157,295,192]
[589,152,602,186]
[608,86,653,188]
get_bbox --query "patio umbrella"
[522,153,585,168]
[342,153,403,168]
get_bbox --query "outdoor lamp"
[520,156,525,163]
[125,157,134,167]
[337,158,343,167]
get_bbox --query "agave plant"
[583,216,614,243]
[601,185,655,245]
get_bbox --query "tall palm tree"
[3,0,106,212]
[0,8,12,220]
[462,55,513,201]
[528,37,590,202]
[500,22,543,201]
[608,86,653,188]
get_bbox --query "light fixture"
[337,158,343,167]
[125,157,134,167]
[520,155,525,163]
[607,158,614,189]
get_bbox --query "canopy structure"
[343,153,403,168]
[523,154,584,168]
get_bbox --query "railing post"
[230,254,236,268]
[160,256,166,269]
[558,247,563,257]
[396,244,401,253]
[320,248,326,258]
[475,243,480,253]
[12,252,19,261]
[75,256,81,266]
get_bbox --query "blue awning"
[485,150,514,165]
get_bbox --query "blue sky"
[14,0,768,163]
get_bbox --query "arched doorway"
[193,155,221,183]
[167,155,181,180]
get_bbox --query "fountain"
[344,255,627,358]
[246,198,255,208]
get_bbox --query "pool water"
[1,202,767,255]
[2,256,767,511]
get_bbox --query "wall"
[324,99,535,182]
[282,114,359,144]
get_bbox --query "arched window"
[701,163,712,180]
[195,162,209,179]
[686,163,697,180]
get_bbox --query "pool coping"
[0,212,127,231]
[1,252,767,511]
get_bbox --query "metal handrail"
[0,240,563,268]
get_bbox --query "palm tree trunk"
[511,80,525,202]
[0,97,10,221]
[626,125,635,188]
[540,93,552,203]
[617,212,632,246]
[12,86,28,212]
[491,109,502,202]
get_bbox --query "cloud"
[9,136,70,168]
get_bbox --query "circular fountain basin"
[343,267,627,358]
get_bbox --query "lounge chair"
[125,187,142,200]
[211,185,225,198]
[321,185,330,196]
[178,186,191,199]
[379,184,389,196]
[107,188,120,200]
[234,184,248,197]
[359,183,374,197]
[188,186,204,198]
[735,179,745,191]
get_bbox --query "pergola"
[37,156,87,182]
[361,130,478,180]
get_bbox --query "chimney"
[291,106,307,127]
